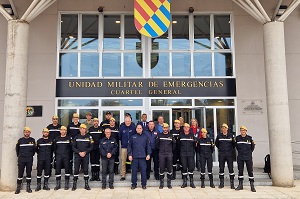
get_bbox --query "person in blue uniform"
[128,124,151,189]
[235,125,256,192]
[15,127,36,194]
[145,121,159,180]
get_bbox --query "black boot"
[209,175,215,188]
[114,164,119,175]
[54,179,61,190]
[159,175,164,189]
[235,179,243,191]
[96,171,100,181]
[65,178,70,190]
[218,178,224,188]
[250,181,256,192]
[167,174,172,189]
[43,178,50,190]
[189,174,196,188]
[26,181,32,193]
[35,178,41,192]
[230,178,235,189]
[15,181,21,194]
[72,179,77,191]
[171,166,176,180]
[85,179,91,190]
[181,175,187,188]
[201,179,205,188]
[90,172,95,181]
[109,183,114,189]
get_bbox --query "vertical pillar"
[263,21,294,187]
[0,20,29,191]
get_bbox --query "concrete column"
[0,20,29,191]
[263,21,294,187]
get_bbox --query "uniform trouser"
[74,155,90,180]
[90,149,100,172]
[101,158,115,185]
[159,154,173,177]
[55,156,70,180]
[115,146,120,166]
[69,152,73,173]
[181,156,195,176]
[218,155,235,180]
[17,159,33,183]
[120,148,127,178]
[132,158,147,187]
[37,159,52,179]
[146,149,159,178]
[237,159,254,182]
[173,147,181,168]
[195,152,201,170]
[200,155,213,179]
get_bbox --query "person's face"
[191,119,197,126]
[240,129,247,136]
[73,117,79,123]
[80,127,86,135]
[202,131,207,138]
[94,120,99,127]
[60,129,66,136]
[125,118,131,126]
[221,126,228,134]
[142,114,147,122]
[174,122,180,128]
[106,114,111,120]
[148,122,154,130]
[110,120,115,126]
[86,115,92,120]
[183,126,190,134]
[158,117,164,124]
[52,118,58,125]
[105,130,111,138]
[43,131,49,138]
[136,125,143,134]
[163,126,169,133]
[24,130,31,138]
[179,118,184,124]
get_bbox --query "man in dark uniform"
[235,125,256,192]
[88,118,103,181]
[145,120,159,180]
[83,111,94,131]
[67,113,81,174]
[128,124,151,189]
[215,123,236,189]
[198,128,215,188]
[100,111,112,129]
[35,128,53,191]
[72,124,94,191]
[53,126,72,190]
[156,123,175,189]
[179,123,196,188]
[108,117,120,175]
[15,127,36,194]
[99,128,118,189]
[170,119,182,179]
[47,115,62,140]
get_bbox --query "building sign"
[26,106,43,117]
[242,100,263,114]
[56,78,236,97]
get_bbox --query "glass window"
[172,15,189,50]
[152,31,168,50]
[214,15,231,50]
[102,53,121,77]
[194,53,212,76]
[82,15,98,50]
[58,99,99,107]
[172,53,191,76]
[61,14,78,50]
[151,53,169,76]
[80,53,99,77]
[124,53,143,77]
[215,52,232,76]
[151,99,192,106]
[194,15,211,50]
[195,99,234,106]
[152,110,170,124]
[102,99,143,106]
[125,15,142,50]
[58,109,76,127]
[59,53,78,77]
[103,15,120,50]
[216,108,235,135]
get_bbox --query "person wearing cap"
[215,123,236,189]
[190,118,202,171]
[100,111,112,129]
[99,128,118,189]
[53,126,72,190]
[47,115,62,140]
[67,113,81,174]
[35,128,54,191]
[145,120,159,180]
[72,124,94,191]
[137,113,149,131]
[15,127,36,194]
[197,128,215,188]
[108,117,120,175]
[170,119,183,180]
[235,126,256,192]
[179,123,196,188]
[156,123,175,189]
[155,116,164,133]
[128,124,151,190]
[83,112,94,130]
[119,117,136,181]
[88,118,103,181]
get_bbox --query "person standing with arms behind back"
[235,125,256,192]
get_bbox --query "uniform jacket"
[179,133,196,157]
[145,128,158,150]
[16,137,36,161]
[99,136,118,159]
[47,123,62,140]
[72,133,94,157]
[170,128,182,150]
[197,137,214,158]
[36,137,53,161]
[119,123,136,148]
[127,133,151,159]
[88,126,104,150]
[235,134,255,160]
[54,135,72,158]
[100,119,110,129]
[155,132,175,155]
[67,122,81,139]
[215,132,235,156]
[109,126,120,145]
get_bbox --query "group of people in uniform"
[15,111,256,194]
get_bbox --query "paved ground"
[0,180,299,199]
